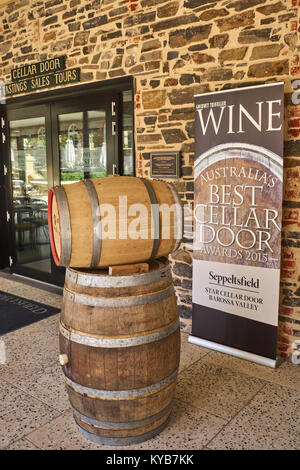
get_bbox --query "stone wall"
[279,0,300,362]
[0,0,299,361]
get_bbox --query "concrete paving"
[0,275,299,450]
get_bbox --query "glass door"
[58,109,109,183]
[50,98,115,285]
[51,95,116,186]
[8,105,53,281]
[5,81,134,286]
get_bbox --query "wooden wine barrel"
[59,258,181,445]
[48,175,182,268]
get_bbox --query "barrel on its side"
[48,175,182,268]
[59,258,180,445]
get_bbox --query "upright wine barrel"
[48,175,182,268]
[59,258,181,446]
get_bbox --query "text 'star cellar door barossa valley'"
[191,83,284,368]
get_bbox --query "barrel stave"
[73,410,171,439]
[64,274,173,298]
[59,258,180,444]
[49,176,182,268]
[151,179,176,258]
[65,376,177,423]
[60,293,178,338]
[60,330,180,390]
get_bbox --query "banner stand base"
[188,335,279,369]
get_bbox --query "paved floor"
[0,275,299,451]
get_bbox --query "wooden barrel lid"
[65,257,171,287]
[48,186,72,267]
[48,187,61,266]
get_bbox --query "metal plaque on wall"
[150,152,180,179]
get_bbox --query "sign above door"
[6,56,80,97]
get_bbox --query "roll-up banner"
[190,82,284,368]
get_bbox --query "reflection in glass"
[59,110,107,183]
[10,117,51,272]
[122,90,134,176]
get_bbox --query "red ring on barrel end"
[48,188,61,266]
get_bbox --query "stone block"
[209,33,229,48]
[112,56,123,68]
[185,121,195,139]
[145,61,161,71]
[51,38,72,52]
[109,6,128,17]
[250,43,284,60]
[182,279,193,290]
[256,1,285,16]
[248,59,289,77]
[129,64,144,73]
[169,24,212,48]
[80,72,94,82]
[153,14,199,34]
[202,67,233,81]
[219,46,248,63]
[83,15,107,30]
[136,133,162,143]
[164,78,178,86]
[0,41,12,55]
[141,0,171,5]
[42,15,58,26]
[167,51,179,60]
[173,261,192,278]
[216,10,255,31]
[74,31,90,46]
[144,116,157,125]
[191,52,215,64]
[45,0,63,7]
[184,0,216,8]
[188,44,208,52]
[179,74,198,85]
[162,128,187,144]
[142,90,166,109]
[124,11,156,28]
[141,38,161,52]
[125,55,136,67]
[199,8,229,21]
[157,1,180,18]
[226,0,266,11]
[238,28,272,43]
[170,107,195,121]
[140,50,162,62]
[172,249,193,264]
[168,87,195,105]
[178,303,192,319]
[149,79,160,88]
[68,22,81,32]
[43,31,56,42]
[108,68,126,78]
